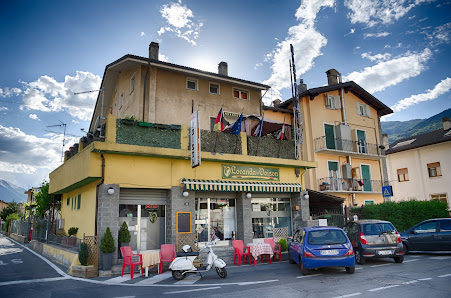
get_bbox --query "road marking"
[438,274,451,278]
[370,263,392,268]
[296,274,322,278]
[0,276,70,287]
[429,256,451,260]
[404,280,419,284]
[403,259,420,263]
[355,267,363,270]
[105,275,134,284]
[368,284,400,292]
[332,292,362,298]
[418,278,433,281]
[164,286,221,294]
[175,275,201,285]
[238,279,279,285]
[134,272,172,285]
[11,259,23,264]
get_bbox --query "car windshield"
[307,229,347,245]
[363,223,395,235]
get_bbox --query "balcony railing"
[314,136,381,157]
[318,177,384,193]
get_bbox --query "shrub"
[118,221,131,243]
[68,227,79,237]
[4,213,20,232]
[278,238,288,252]
[100,227,115,254]
[79,243,89,266]
[361,200,449,232]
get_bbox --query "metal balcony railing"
[318,177,384,193]
[314,136,381,156]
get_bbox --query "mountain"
[382,108,451,143]
[0,180,28,203]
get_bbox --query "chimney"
[382,133,389,150]
[326,69,339,85]
[272,99,281,107]
[149,42,159,60]
[218,62,228,76]
[442,117,451,130]
[298,79,307,93]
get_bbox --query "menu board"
[177,212,191,233]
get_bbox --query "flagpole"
[233,107,244,154]
[255,111,264,156]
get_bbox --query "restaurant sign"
[222,164,279,181]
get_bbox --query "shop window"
[209,83,220,95]
[187,78,198,91]
[251,198,291,239]
[427,162,442,177]
[397,168,409,182]
[431,193,447,204]
[233,88,249,100]
[195,198,236,243]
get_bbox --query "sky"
[0,0,450,189]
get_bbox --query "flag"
[213,107,226,132]
[253,118,263,137]
[277,119,285,140]
[229,113,243,135]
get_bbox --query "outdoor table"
[247,243,273,266]
[140,249,160,277]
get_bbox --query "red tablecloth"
[247,243,273,261]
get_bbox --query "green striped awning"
[181,179,302,193]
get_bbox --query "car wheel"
[300,259,310,275]
[394,256,404,263]
[288,252,295,264]
[355,248,366,265]
[345,265,355,274]
[402,243,408,255]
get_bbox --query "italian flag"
[277,119,285,140]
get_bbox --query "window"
[413,221,437,234]
[364,200,375,205]
[397,168,409,182]
[356,102,370,117]
[71,197,74,210]
[186,78,198,90]
[440,220,451,232]
[233,88,249,100]
[431,193,447,204]
[130,73,135,94]
[120,92,124,108]
[77,194,81,210]
[427,162,442,177]
[66,197,70,206]
[325,94,341,110]
[209,83,220,95]
[307,229,347,245]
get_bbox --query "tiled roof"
[386,128,451,154]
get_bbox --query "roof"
[278,81,393,117]
[355,219,392,224]
[386,127,451,154]
[303,226,344,232]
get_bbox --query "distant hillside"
[0,180,27,203]
[382,108,451,143]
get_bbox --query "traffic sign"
[382,185,393,197]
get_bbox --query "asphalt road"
[1,234,450,298]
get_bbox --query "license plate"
[378,250,392,255]
[320,250,339,255]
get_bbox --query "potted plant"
[100,227,115,270]
[118,221,131,258]
[79,242,89,266]
[68,227,78,246]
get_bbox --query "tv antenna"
[74,88,105,138]
[47,121,67,162]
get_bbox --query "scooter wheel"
[216,266,227,278]
[172,270,186,281]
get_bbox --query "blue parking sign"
[382,186,393,197]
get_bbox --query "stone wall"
[236,192,253,244]
[168,186,195,246]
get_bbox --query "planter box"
[71,265,98,278]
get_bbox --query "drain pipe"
[338,73,347,125]
[95,152,105,236]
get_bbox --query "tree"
[0,202,22,221]
[35,181,50,218]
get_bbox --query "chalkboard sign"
[176,212,191,233]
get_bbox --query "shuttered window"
[397,168,409,182]
[427,162,442,177]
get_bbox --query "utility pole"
[290,44,303,160]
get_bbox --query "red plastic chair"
[120,246,143,279]
[264,238,282,262]
[159,244,176,274]
[232,240,251,266]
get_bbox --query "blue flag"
[229,113,243,135]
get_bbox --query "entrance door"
[357,130,367,153]
[361,165,372,192]
[324,124,336,149]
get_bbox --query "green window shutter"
[328,161,338,171]
[324,124,336,149]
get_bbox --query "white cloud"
[16,71,101,121]
[29,114,40,121]
[390,78,451,112]
[0,87,22,98]
[262,0,335,102]
[345,0,434,27]
[0,107,8,111]
[140,32,146,37]
[345,48,432,93]
[364,32,391,38]
[345,28,356,36]
[361,52,392,61]
[158,1,203,46]
[427,22,451,46]
[159,53,169,62]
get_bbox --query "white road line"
[175,275,201,285]
[355,267,363,270]
[332,292,362,298]
[429,256,451,260]
[438,274,451,278]
[296,274,322,278]
[133,272,172,285]
[0,276,70,287]
[370,263,392,268]
[105,275,135,284]
[418,278,433,281]
[164,286,221,294]
[368,284,400,292]
[404,280,419,284]
[238,279,279,285]
[403,259,420,263]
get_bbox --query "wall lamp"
[183,191,189,197]
[107,187,115,195]
[246,192,252,199]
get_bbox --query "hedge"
[360,200,449,232]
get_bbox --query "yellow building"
[49,42,317,267]
[276,69,393,213]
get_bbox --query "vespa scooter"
[169,242,227,280]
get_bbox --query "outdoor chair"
[232,240,251,266]
[264,238,282,262]
[120,246,143,279]
[159,244,176,274]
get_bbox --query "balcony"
[318,177,384,194]
[314,136,384,160]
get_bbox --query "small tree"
[118,221,131,243]
[78,243,89,266]
[278,238,288,252]
[68,227,79,237]
[35,181,50,218]
[100,227,115,254]
[0,202,22,221]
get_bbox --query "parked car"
[400,218,451,253]
[287,226,355,275]
[343,220,404,265]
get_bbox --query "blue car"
[288,226,355,275]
